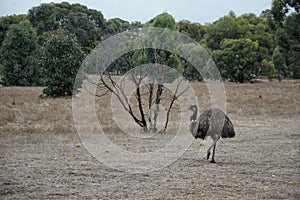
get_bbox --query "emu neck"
[190,107,198,121]
[190,107,198,137]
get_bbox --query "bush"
[0,20,43,86]
[42,31,85,97]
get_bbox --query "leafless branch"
[162,78,190,132]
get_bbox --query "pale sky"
[0,0,272,24]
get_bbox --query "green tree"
[212,38,259,83]
[151,12,176,30]
[271,0,299,27]
[260,9,276,33]
[65,4,104,51]
[104,18,130,37]
[272,47,287,81]
[261,59,276,79]
[0,14,27,46]
[42,32,85,97]
[285,13,300,78]
[102,19,142,40]
[204,11,240,51]
[28,2,105,52]
[132,49,149,66]
[0,20,43,86]
[180,43,206,81]
[273,28,289,78]
[28,3,59,35]
[271,0,300,79]
[168,54,183,73]
[204,12,274,81]
[176,20,205,42]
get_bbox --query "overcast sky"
[0,0,272,24]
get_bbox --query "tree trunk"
[151,84,164,133]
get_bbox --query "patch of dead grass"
[0,87,74,134]
[0,80,299,135]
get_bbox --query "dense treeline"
[0,1,299,96]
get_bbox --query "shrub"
[42,31,85,97]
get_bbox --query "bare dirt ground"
[1,81,299,199]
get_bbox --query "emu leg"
[207,151,211,160]
[210,143,216,163]
[206,144,213,160]
[206,136,220,162]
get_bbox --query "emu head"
[188,105,197,111]
[188,105,198,122]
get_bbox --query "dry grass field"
[1,80,299,199]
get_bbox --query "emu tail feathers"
[221,115,235,138]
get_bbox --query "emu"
[188,105,235,163]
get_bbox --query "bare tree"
[91,60,189,133]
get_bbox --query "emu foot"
[206,152,211,160]
[210,160,216,163]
